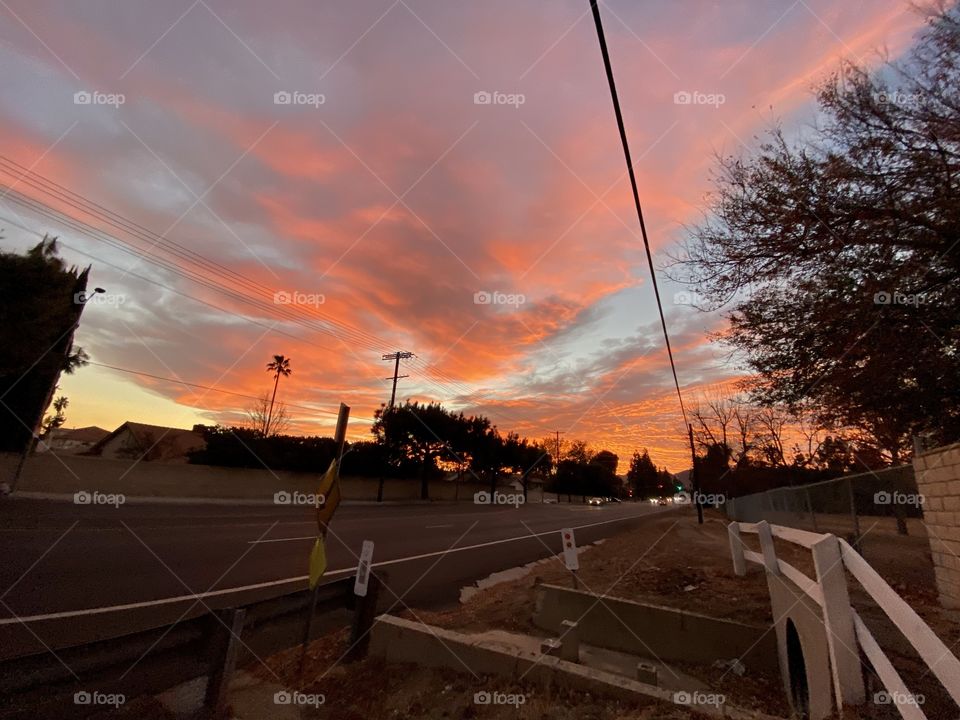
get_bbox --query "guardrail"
[728,520,960,720]
[0,574,381,719]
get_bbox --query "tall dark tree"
[627,449,659,499]
[0,238,90,474]
[675,6,960,462]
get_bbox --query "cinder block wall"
[913,442,960,609]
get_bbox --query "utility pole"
[553,430,564,465]
[553,430,565,503]
[377,352,413,504]
[688,423,703,525]
[382,351,414,409]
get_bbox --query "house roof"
[47,426,110,443]
[90,421,205,461]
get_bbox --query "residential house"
[88,421,205,463]
[37,426,109,454]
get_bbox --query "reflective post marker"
[354,540,374,597]
[561,528,579,589]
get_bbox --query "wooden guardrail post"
[345,573,382,662]
[203,608,246,713]
[728,522,746,576]
[756,520,780,576]
[812,534,865,713]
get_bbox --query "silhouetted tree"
[265,354,292,437]
[675,6,960,460]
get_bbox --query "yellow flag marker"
[307,459,340,590]
[308,536,327,590]
[315,459,341,530]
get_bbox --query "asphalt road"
[0,497,671,659]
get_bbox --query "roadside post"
[346,540,380,661]
[561,528,579,589]
[688,423,703,524]
[298,402,350,680]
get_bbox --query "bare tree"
[246,392,291,437]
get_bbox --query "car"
[587,496,605,506]
[606,496,622,503]
[657,497,669,506]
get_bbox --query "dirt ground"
[255,507,959,719]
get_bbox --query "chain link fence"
[724,465,922,542]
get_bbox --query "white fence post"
[812,534,865,712]
[728,522,746,576]
[756,520,780,576]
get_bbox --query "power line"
[0,159,400,353]
[588,0,688,426]
[86,361,341,417]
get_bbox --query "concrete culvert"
[786,619,809,718]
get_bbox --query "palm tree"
[265,355,292,436]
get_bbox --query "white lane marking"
[425,524,453,529]
[0,508,669,626]
[252,507,658,545]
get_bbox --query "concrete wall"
[913,442,960,609]
[0,452,553,503]
[532,583,777,669]
[764,568,833,720]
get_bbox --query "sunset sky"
[0,0,928,471]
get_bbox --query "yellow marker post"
[299,404,350,677]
